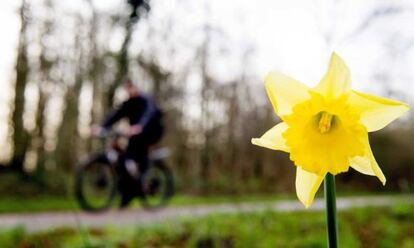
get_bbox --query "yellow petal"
[349,134,386,185]
[348,90,409,132]
[265,71,310,116]
[315,52,351,99]
[296,167,325,208]
[251,122,289,152]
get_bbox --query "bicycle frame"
[100,130,170,166]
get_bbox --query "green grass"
[0,197,79,214]
[1,205,414,248]
[0,192,409,214]
[0,194,288,214]
[0,191,410,214]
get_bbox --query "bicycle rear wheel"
[140,160,174,209]
[75,155,118,212]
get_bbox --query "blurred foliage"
[1,205,414,247]
[0,171,69,197]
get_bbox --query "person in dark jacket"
[94,80,164,207]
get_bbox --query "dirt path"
[1,195,413,232]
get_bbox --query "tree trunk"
[34,88,47,172]
[11,0,30,173]
[55,20,85,171]
[55,77,83,171]
[84,0,103,153]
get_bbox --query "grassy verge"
[0,197,78,214]
[0,192,409,214]
[1,204,414,247]
[0,194,289,214]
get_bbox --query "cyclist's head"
[123,78,139,98]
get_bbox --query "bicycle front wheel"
[75,155,118,212]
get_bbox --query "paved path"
[1,195,413,232]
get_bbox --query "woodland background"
[1,0,414,198]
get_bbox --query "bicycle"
[75,130,174,212]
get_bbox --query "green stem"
[324,173,338,248]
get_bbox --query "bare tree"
[10,0,30,173]
[54,16,87,171]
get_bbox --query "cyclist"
[93,79,164,207]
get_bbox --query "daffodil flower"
[252,52,409,208]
